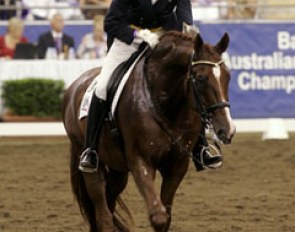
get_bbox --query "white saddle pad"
[79,47,147,120]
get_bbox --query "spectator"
[23,0,83,20]
[37,13,75,59]
[22,0,55,20]
[79,0,111,19]
[0,0,16,20]
[0,17,28,59]
[77,15,107,59]
[55,0,84,20]
[227,0,257,19]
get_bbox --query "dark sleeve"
[176,0,193,30]
[66,35,75,48]
[37,34,47,59]
[104,0,136,45]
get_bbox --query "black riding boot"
[79,94,107,173]
[192,130,223,172]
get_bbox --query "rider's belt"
[130,25,162,32]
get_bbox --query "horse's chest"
[141,129,197,159]
[141,135,171,156]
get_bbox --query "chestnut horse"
[62,31,235,232]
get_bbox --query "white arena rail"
[0,119,294,138]
[0,122,66,136]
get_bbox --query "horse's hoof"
[150,211,168,230]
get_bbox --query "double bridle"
[189,59,230,128]
[142,51,231,154]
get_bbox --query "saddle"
[106,42,148,110]
[80,42,148,120]
[79,42,149,146]
[106,42,149,145]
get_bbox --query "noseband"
[189,59,230,127]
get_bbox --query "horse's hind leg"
[131,156,168,232]
[159,156,190,232]
[83,165,114,232]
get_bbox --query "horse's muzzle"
[216,127,235,144]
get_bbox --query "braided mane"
[159,31,194,44]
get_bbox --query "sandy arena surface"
[0,133,294,232]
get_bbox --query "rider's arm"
[175,0,193,30]
[104,0,136,45]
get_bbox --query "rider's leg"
[95,39,138,100]
[79,39,138,173]
[79,95,108,173]
[192,127,223,172]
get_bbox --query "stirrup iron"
[194,144,222,171]
[78,148,99,173]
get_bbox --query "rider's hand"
[135,29,159,48]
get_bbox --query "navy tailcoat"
[104,0,193,46]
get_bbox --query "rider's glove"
[134,29,159,48]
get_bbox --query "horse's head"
[189,33,236,144]
[146,31,235,144]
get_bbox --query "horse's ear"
[214,32,229,54]
[194,33,204,57]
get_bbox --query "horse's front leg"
[83,164,114,232]
[159,155,190,232]
[131,156,168,232]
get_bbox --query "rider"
[79,0,223,173]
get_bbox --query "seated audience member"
[55,0,84,20]
[79,0,111,19]
[77,16,107,59]
[0,0,16,20]
[22,0,55,20]
[23,0,83,20]
[0,17,28,59]
[227,0,257,19]
[37,13,75,59]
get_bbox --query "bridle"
[189,59,230,128]
[142,49,230,154]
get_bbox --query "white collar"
[52,31,63,38]
[151,0,159,5]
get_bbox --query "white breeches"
[94,38,138,100]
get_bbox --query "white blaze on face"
[224,107,236,139]
[212,65,236,140]
[212,65,223,97]
[212,65,221,80]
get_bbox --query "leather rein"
[143,53,230,154]
[188,59,230,128]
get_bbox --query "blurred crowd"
[0,0,294,60]
[0,0,111,20]
[0,13,107,60]
[1,0,294,21]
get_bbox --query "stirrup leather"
[78,148,99,173]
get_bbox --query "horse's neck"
[151,71,189,124]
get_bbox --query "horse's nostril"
[217,129,227,142]
[217,129,226,137]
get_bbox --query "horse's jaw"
[212,107,236,144]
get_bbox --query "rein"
[189,59,230,128]
[143,49,230,154]
[143,55,199,155]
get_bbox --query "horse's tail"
[70,140,133,232]
[70,140,98,232]
[114,196,134,232]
